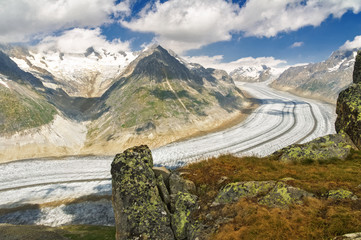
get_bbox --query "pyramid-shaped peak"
[141,44,169,56]
[130,45,196,82]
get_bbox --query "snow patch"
[0,77,9,89]
[42,82,59,90]
[328,58,346,72]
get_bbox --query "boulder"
[171,192,199,240]
[336,51,361,149]
[212,181,276,206]
[111,145,174,240]
[259,182,313,208]
[153,166,171,183]
[273,134,356,163]
[157,174,171,205]
[111,145,198,240]
[328,189,358,200]
[334,232,361,240]
[169,173,196,195]
[354,51,361,84]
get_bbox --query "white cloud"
[0,0,130,43]
[290,41,304,48]
[36,28,131,53]
[121,0,239,53]
[235,0,361,38]
[183,55,288,74]
[340,35,361,50]
[122,0,361,53]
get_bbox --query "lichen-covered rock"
[212,181,276,206]
[157,174,171,205]
[273,134,356,163]
[336,51,361,149]
[153,167,171,183]
[334,232,361,240]
[328,189,358,200]
[354,51,361,84]
[259,182,313,208]
[169,173,196,195]
[111,145,174,240]
[171,192,198,240]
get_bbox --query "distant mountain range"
[230,65,275,82]
[0,45,246,160]
[7,45,137,97]
[271,49,359,103]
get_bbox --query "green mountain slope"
[0,50,56,135]
[85,46,245,151]
[0,80,56,135]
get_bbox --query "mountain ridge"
[271,48,359,103]
[0,45,250,161]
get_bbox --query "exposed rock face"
[336,51,361,149]
[111,145,198,240]
[111,145,174,240]
[354,51,361,84]
[171,192,198,240]
[273,134,357,163]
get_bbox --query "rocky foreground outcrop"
[111,145,360,240]
[111,145,199,240]
[272,133,357,163]
[336,51,361,149]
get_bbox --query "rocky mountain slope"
[0,51,57,135]
[271,49,359,103]
[336,50,361,149]
[0,45,247,161]
[84,45,245,154]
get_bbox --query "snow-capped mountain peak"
[230,65,277,82]
[10,46,138,97]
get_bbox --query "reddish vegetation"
[180,150,361,240]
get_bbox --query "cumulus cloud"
[340,35,361,50]
[121,0,239,53]
[183,55,288,74]
[36,28,131,53]
[122,0,361,53]
[0,0,130,43]
[235,0,361,38]
[290,41,304,48]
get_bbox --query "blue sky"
[1,0,361,71]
